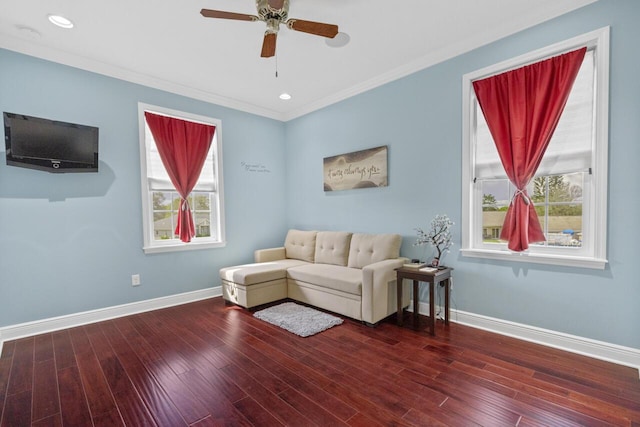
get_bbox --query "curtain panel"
[144,111,216,243]
[472,47,586,252]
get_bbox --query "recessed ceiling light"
[326,32,350,48]
[279,93,292,100]
[48,14,74,29]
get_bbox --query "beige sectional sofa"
[219,229,410,325]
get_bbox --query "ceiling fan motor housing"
[257,0,289,25]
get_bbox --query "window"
[138,103,225,253]
[461,28,609,269]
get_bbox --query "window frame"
[138,102,226,254]
[461,27,609,269]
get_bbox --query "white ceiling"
[1,0,597,121]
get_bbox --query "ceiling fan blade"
[261,33,277,58]
[267,0,285,9]
[287,19,338,38]
[200,9,258,21]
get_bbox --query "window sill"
[143,240,226,254]
[460,248,607,270]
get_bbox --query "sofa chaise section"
[220,258,309,308]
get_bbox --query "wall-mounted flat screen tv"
[4,112,99,173]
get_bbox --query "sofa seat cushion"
[220,259,310,286]
[287,264,362,296]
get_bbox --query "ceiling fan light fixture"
[279,93,292,100]
[48,14,74,29]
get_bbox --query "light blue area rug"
[253,302,343,337]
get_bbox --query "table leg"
[413,280,419,328]
[396,273,403,326]
[444,278,450,325]
[429,281,435,336]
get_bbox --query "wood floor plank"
[177,368,252,426]
[124,314,191,375]
[32,359,59,423]
[33,334,54,363]
[0,297,638,427]
[189,416,225,427]
[177,352,247,403]
[322,381,414,426]
[145,360,210,425]
[111,388,157,427]
[31,413,63,427]
[68,327,94,358]
[200,331,291,396]
[52,331,76,371]
[75,351,118,419]
[0,358,12,415]
[114,316,163,367]
[6,338,34,396]
[1,389,31,427]
[277,387,350,426]
[0,341,15,359]
[233,396,285,426]
[402,407,459,427]
[97,355,130,396]
[92,408,125,427]
[346,411,389,427]
[219,362,314,426]
[84,324,116,361]
[57,366,92,427]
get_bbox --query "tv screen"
[4,112,99,173]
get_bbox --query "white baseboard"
[0,287,222,355]
[410,300,640,377]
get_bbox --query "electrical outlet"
[131,274,141,286]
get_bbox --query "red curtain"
[472,47,586,252]
[144,112,216,243]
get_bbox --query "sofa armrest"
[361,258,407,324]
[254,247,286,263]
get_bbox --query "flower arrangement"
[415,214,454,265]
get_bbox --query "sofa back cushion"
[347,233,402,268]
[314,231,353,266]
[284,229,317,262]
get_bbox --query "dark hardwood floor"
[1,297,638,426]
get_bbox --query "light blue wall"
[285,0,640,349]
[0,50,288,326]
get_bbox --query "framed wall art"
[323,145,388,192]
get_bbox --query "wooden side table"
[395,266,452,336]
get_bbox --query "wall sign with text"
[323,146,388,192]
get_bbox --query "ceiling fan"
[201,0,339,58]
